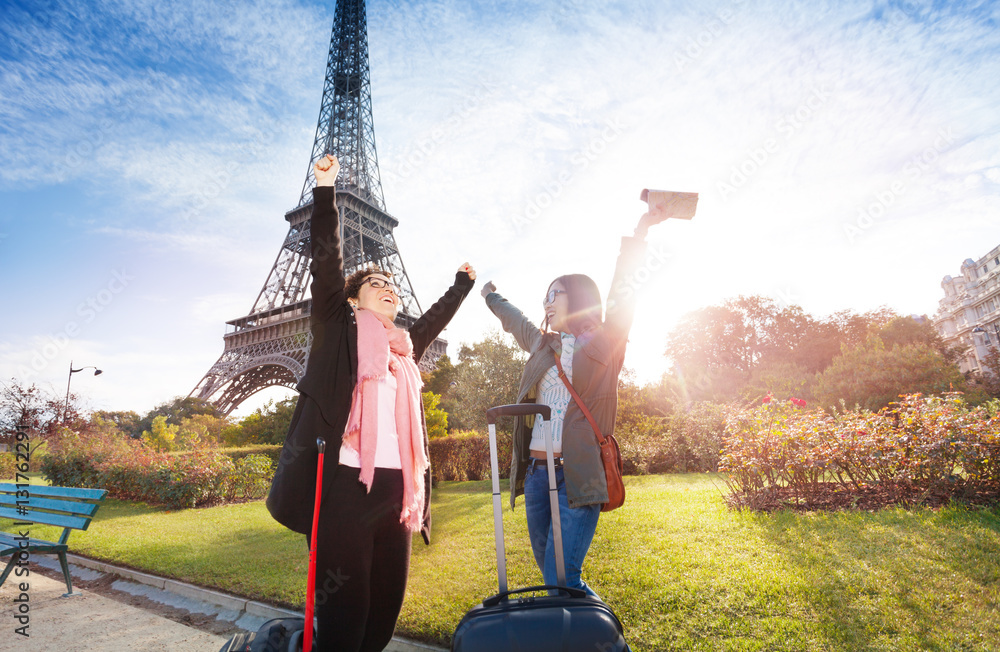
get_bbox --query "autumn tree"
[0,380,67,446]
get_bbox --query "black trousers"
[312,464,411,652]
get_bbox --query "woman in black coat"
[267,155,476,651]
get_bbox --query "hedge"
[429,430,513,482]
[40,429,274,509]
[169,445,282,467]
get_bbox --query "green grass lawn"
[4,474,1000,651]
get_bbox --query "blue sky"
[2,0,999,417]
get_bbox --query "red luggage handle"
[304,438,326,652]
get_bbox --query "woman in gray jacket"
[481,206,665,598]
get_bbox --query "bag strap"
[553,352,609,446]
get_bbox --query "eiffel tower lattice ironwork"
[189,0,443,415]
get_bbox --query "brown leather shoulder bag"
[553,355,625,512]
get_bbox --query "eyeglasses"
[543,288,567,307]
[364,277,399,295]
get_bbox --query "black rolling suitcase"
[451,404,629,652]
[219,438,327,652]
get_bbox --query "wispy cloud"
[2,0,999,408]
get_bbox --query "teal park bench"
[0,483,108,597]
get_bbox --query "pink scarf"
[342,308,428,532]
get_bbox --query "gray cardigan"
[485,234,646,509]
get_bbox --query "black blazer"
[266,186,474,544]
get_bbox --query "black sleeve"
[308,186,346,323]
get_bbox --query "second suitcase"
[451,403,629,652]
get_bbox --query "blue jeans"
[523,460,601,598]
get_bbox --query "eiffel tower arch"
[190,0,445,415]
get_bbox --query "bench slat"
[0,484,107,503]
[0,494,101,517]
[0,506,92,531]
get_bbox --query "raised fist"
[458,262,477,281]
[314,155,340,186]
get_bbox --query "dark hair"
[345,266,393,300]
[549,274,602,335]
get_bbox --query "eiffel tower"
[190,0,443,415]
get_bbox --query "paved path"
[0,571,228,651]
[0,555,446,652]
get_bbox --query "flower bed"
[720,393,1000,510]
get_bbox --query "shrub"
[0,452,16,480]
[217,445,282,467]
[228,454,274,500]
[40,428,272,509]
[429,430,512,482]
[615,403,728,475]
[720,393,1000,510]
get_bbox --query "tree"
[744,361,813,402]
[878,314,959,365]
[422,391,448,438]
[0,380,65,446]
[813,336,965,412]
[142,415,178,452]
[137,396,222,438]
[224,397,298,446]
[447,331,527,432]
[664,297,905,402]
[177,413,230,446]
[422,354,457,396]
[665,296,817,401]
[92,410,143,438]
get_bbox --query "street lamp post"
[65,360,102,423]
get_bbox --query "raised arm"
[309,156,345,323]
[483,283,544,354]
[605,202,677,341]
[409,263,477,360]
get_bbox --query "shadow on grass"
[751,504,1000,651]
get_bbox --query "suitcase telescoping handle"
[486,404,551,423]
[485,404,566,595]
[303,438,326,652]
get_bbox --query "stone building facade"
[933,244,1000,374]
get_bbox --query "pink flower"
[762,394,772,404]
